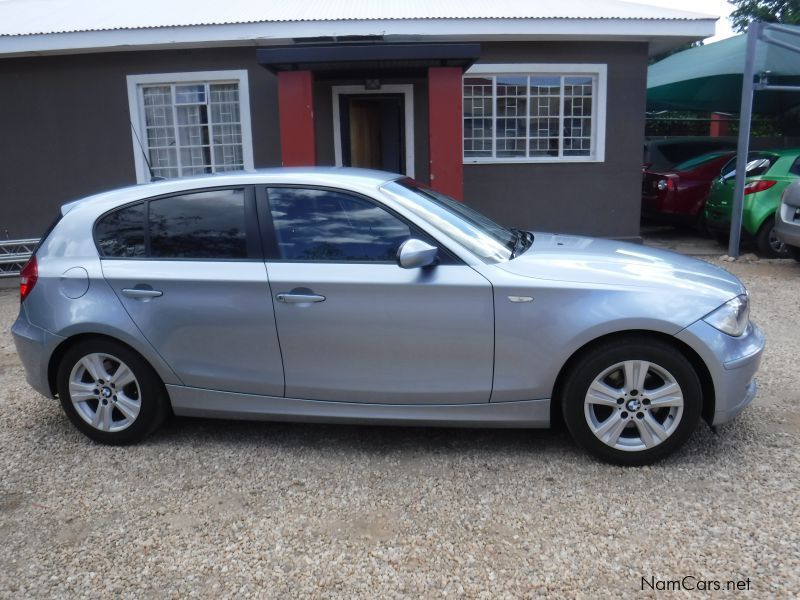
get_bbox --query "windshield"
[381,179,517,263]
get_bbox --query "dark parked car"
[642,151,735,228]
[643,137,738,172]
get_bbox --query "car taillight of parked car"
[19,256,38,302]
[657,178,675,191]
[744,180,777,196]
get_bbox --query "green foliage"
[729,0,800,32]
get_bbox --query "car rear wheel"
[755,216,788,258]
[57,338,169,444]
[788,245,800,262]
[562,337,702,466]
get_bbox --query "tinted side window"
[149,189,247,259]
[267,187,412,262]
[789,157,800,176]
[95,203,146,258]
[720,153,778,179]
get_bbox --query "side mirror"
[397,239,438,269]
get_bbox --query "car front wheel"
[57,338,169,444]
[562,337,702,466]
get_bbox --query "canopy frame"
[729,23,800,257]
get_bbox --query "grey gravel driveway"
[1,257,799,598]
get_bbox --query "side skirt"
[167,385,551,429]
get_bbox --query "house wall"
[464,42,649,239]
[0,48,281,239]
[0,41,647,240]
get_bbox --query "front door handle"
[121,288,163,300]
[276,292,326,304]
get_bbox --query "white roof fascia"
[0,18,717,58]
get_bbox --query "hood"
[498,233,744,305]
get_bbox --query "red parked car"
[642,151,735,228]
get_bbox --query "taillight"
[744,180,777,196]
[657,178,675,191]
[19,256,38,302]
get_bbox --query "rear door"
[97,187,284,396]
[259,185,494,405]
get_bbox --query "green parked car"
[704,149,800,257]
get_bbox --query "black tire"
[57,338,169,445]
[755,216,788,258]
[561,336,702,466]
[788,245,800,262]
[710,230,729,246]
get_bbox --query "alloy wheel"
[768,227,786,255]
[584,360,684,452]
[68,353,141,432]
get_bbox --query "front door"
[339,94,405,173]
[260,185,494,404]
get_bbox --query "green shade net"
[647,28,800,114]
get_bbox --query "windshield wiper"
[509,228,531,259]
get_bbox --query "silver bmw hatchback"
[13,168,764,465]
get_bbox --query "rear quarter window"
[95,203,146,258]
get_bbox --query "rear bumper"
[675,319,765,426]
[11,306,63,398]
[704,207,731,233]
[775,203,800,247]
[641,207,697,226]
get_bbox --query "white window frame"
[332,84,415,179]
[463,63,607,165]
[126,70,255,183]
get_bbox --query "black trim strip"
[257,42,480,73]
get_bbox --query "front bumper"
[11,306,64,398]
[704,205,732,233]
[676,319,765,426]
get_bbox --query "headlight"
[703,294,750,337]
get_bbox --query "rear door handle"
[121,288,163,299]
[276,293,326,304]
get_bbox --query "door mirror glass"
[397,239,438,269]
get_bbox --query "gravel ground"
[1,257,799,598]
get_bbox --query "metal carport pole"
[729,23,800,257]
[728,22,760,258]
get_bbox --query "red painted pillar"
[277,71,316,166]
[428,67,463,200]
[709,112,731,137]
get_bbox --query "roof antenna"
[130,121,165,182]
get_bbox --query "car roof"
[766,147,800,157]
[61,167,404,215]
